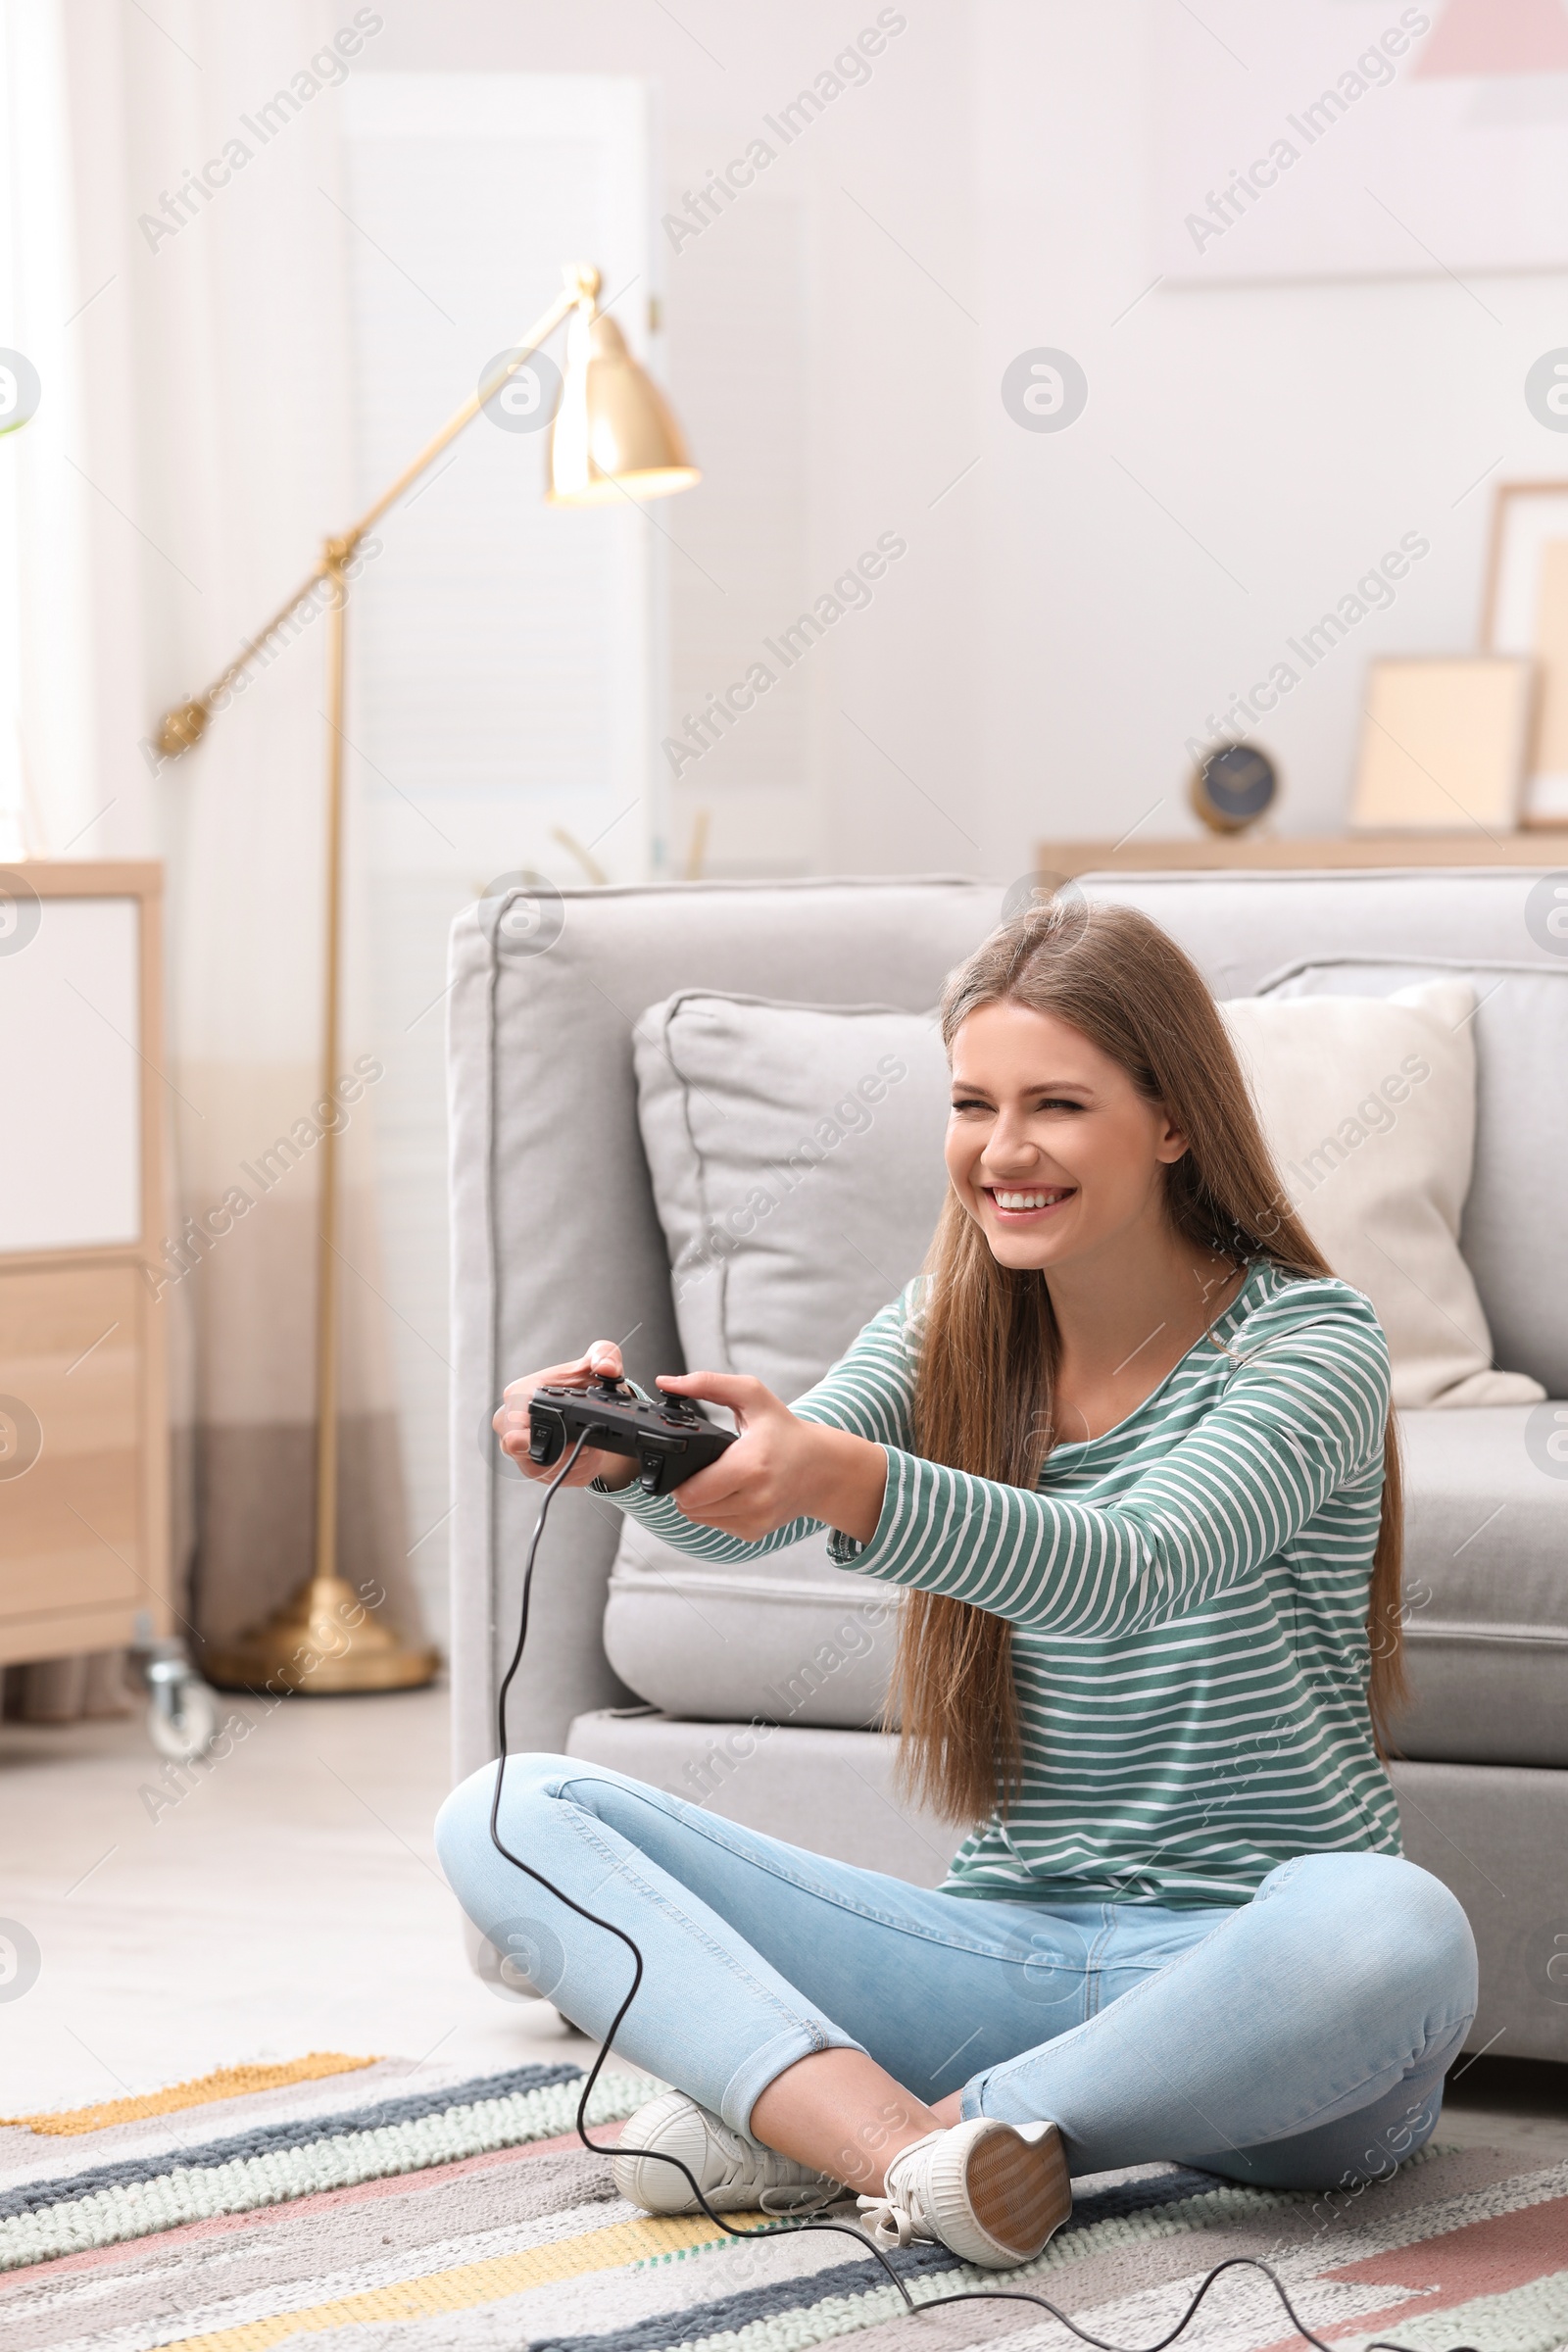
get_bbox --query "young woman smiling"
[438,901,1477,2272]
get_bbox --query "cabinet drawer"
[0,1263,143,1634]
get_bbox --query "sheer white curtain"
[0,0,131,1717]
[0,0,98,860]
[45,0,423,1652]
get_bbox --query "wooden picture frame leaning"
[1350,654,1534,834]
[1482,479,1568,826]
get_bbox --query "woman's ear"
[1154,1107,1190,1165]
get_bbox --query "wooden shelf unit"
[0,862,172,1667]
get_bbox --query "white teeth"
[993,1189,1065,1210]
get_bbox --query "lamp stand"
[203,539,439,1694]
[162,262,696,1695]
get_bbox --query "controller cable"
[486,1429,1477,2352]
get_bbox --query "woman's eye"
[949,1095,1084,1114]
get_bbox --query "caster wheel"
[146,1668,219,1762]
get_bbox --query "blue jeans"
[435,1755,1478,2192]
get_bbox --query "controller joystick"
[527,1378,736,1496]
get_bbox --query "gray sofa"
[446,870,1568,2060]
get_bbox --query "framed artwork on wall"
[1152,2,1568,287]
[1483,481,1568,823]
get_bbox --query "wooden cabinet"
[0,864,171,1668]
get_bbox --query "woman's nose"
[982,1120,1039,1170]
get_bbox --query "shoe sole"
[964,2124,1072,2260]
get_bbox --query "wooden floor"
[0,1684,591,2114]
[0,1686,1563,2154]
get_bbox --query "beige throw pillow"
[1220,980,1543,1409]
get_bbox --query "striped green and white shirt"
[611,1262,1402,1908]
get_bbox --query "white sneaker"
[858,2117,1071,2269]
[611,2088,842,2217]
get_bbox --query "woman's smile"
[982,1184,1077,1221]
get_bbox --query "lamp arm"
[352,281,578,542]
[155,280,581,756]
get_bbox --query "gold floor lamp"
[156,263,699,1692]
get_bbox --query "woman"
[438,901,1477,2273]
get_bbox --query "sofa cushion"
[1394,1404,1568,1767]
[605,1408,1568,1760]
[632,993,950,1397]
[604,1517,900,1728]
[1220,980,1542,1408]
[1255,956,1568,1398]
[608,994,945,1723]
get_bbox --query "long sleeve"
[829,1281,1391,1637]
[596,1289,921,1561]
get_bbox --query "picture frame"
[1152,5,1568,290]
[1482,480,1568,824]
[1351,655,1534,834]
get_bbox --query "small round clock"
[1190,740,1279,835]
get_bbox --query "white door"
[339,74,665,1623]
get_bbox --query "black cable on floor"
[485,1432,1478,2352]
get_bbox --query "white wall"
[368,0,1568,887]
[58,0,1568,888]
[974,1,1568,873]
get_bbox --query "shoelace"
[857,2192,918,2249]
[856,2130,946,2249]
[715,2120,846,2221]
[760,2177,849,2218]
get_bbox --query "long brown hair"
[889,897,1406,1825]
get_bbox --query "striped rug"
[0,2056,1563,2352]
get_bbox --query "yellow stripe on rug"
[158,2210,770,2352]
[1,2054,381,2137]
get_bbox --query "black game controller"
[527,1377,737,1497]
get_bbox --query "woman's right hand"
[493,1341,635,1489]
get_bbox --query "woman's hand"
[658,1371,888,1544]
[493,1342,636,1490]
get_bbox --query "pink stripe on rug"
[0,2119,627,2291]
[1256,2192,1568,2347]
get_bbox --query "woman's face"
[944,1000,1190,1273]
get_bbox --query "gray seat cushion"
[604,1408,1568,1761]
[1396,1405,1568,1766]
[605,1518,901,1728]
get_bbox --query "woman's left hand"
[658,1371,887,1545]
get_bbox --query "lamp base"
[203,1574,439,1695]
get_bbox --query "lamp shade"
[549,308,699,504]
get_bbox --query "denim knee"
[433,1752,573,1892]
[1263,1852,1478,2036]
[1378,1859,1478,2033]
